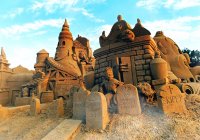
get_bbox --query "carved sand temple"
[90,15,200,116]
[0,48,33,106]
[22,19,94,100]
[95,17,155,85]
[95,16,200,90]
[1,15,200,139]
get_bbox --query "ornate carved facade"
[23,19,94,99]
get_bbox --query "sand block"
[15,97,31,106]
[105,93,113,108]
[40,91,54,103]
[30,98,40,116]
[116,84,141,115]
[56,98,64,117]
[42,119,82,140]
[73,88,89,121]
[157,84,187,114]
[86,92,109,130]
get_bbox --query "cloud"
[2,8,24,19]
[0,18,71,37]
[136,0,159,10]
[143,16,200,50]
[31,0,78,13]
[31,0,105,22]
[136,0,200,10]
[173,0,200,10]
[70,7,104,23]
[82,0,106,4]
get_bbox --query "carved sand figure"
[153,31,198,82]
[132,18,151,37]
[99,15,134,47]
[100,67,124,95]
[99,67,123,111]
[137,82,155,103]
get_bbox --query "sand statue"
[137,82,155,103]
[132,18,151,37]
[21,19,95,100]
[153,31,195,82]
[100,67,124,94]
[54,19,81,77]
[99,15,135,47]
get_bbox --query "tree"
[182,48,200,67]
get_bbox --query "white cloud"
[173,0,200,10]
[136,0,159,10]
[0,18,71,37]
[136,0,200,10]
[31,0,105,22]
[2,8,24,19]
[31,0,78,13]
[143,16,200,50]
[82,0,106,4]
[70,7,104,23]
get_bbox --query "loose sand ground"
[0,96,200,140]
[76,98,200,140]
[0,110,65,140]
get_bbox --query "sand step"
[42,119,82,140]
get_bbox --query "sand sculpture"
[1,16,200,132]
[0,48,33,106]
[153,31,198,82]
[21,19,95,101]
[93,15,199,117]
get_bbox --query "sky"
[0,0,200,70]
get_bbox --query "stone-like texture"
[105,93,113,109]
[116,84,141,115]
[86,92,109,130]
[84,71,95,90]
[94,34,157,86]
[15,97,31,106]
[99,15,134,47]
[0,90,9,106]
[138,82,155,103]
[150,54,168,80]
[42,119,82,140]
[30,98,40,116]
[40,91,54,103]
[152,78,169,86]
[153,31,194,81]
[56,98,64,117]
[73,88,89,121]
[156,84,187,114]
[0,48,34,106]
[40,98,64,117]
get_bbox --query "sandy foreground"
[76,99,200,140]
[0,110,65,140]
[0,97,200,140]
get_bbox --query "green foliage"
[182,48,200,67]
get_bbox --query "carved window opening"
[62,41,65,45]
